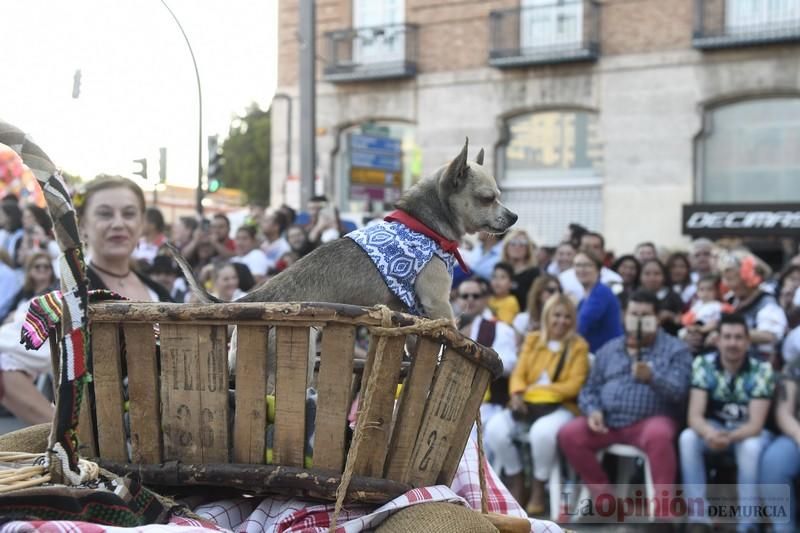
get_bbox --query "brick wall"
[277,0,704,88]
[601,0,694,55]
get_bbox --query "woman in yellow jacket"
[484,293,590,515]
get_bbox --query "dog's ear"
[443,138,469,190]
[475,148,484,165]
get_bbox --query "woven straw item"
[375,502,498,533]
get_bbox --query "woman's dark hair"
[526,274,561,325]
[612,254,641,286]
[1,204,23,232]
[76,175,146,219]
[231,262,255,292]
[25,205,53,234]
[145,207,166,233]
[665,252,692,286]
[568,223,589,248]
[279,204,297,226]
[639,258,672,288]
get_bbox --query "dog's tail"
[164,242,221,304]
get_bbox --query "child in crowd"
[488,262,520,324]
[211,262,245,302]
[680,274,733,340]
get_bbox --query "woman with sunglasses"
[0,252,59,424]
[484,294,589,515]
[501,230,540,312]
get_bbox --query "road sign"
[349,134,401,154]
[350,167,401,187]
[350,151,402,172]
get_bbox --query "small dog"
[173,139,517,322]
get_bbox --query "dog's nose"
[507,212,518,225]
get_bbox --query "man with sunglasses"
[456,277,518,428]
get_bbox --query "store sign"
[682,203,800,236]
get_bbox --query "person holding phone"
[557,290,692,521]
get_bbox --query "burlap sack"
[0,423,50,453]
[375,502,498,533]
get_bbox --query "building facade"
[272,0,800,257]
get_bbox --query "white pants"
[484,406,574,481]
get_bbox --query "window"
[699,98,800,202]
[521,0,583,52]
[500,110,603,245]
[353,0,405,65]
[725,0,800,33]
[504,110,602,182]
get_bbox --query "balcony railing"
[323,23,418,83]
[489,1,600,68]
[693,0,800,49]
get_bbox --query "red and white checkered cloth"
[0,439,562,533]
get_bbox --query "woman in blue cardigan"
[575,248,624,352]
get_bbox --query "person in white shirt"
[546,241,577,276]
[231,225,269,283]
[558,232,622,301]
[260,210,291,271]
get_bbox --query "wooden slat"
[233,326,269,463]
[124,324,162,464]
[92,324,127,462]
[353,335,406,478]
[313,325,356,471]
[384,338,441,482]
[160,324,230,463]
[89,302,504,379]
[406,349,477,487]
[438,368,492,485]
[77,382,97,457]
[273,326,309,467]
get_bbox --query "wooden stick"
[96,461,411,504]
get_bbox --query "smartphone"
[201,219,211,232]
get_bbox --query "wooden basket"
[80,301,502,504]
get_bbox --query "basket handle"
[0,121,92,484]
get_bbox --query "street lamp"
[159,0,204,215]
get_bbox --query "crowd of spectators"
[461,225,800,532]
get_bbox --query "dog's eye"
[479,196,495,205]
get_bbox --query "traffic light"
[72,69,81,99]
[159,147,167,183]
[207,135,224,193]
[133,158,148,180]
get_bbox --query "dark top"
[656,287,685,336]
[87,267,173,302]
[512,266,539,312]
